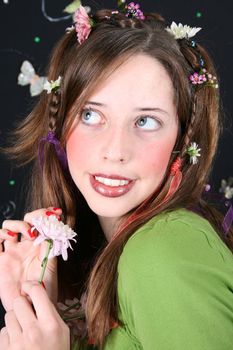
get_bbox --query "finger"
[47,206,62,215]
[2,220,37,241]
[21,281,59,323]
[12,296,37,332]
[0,327,9,348]
[5,310,22,343]
[24,207,62,224]
[0,229,18,243]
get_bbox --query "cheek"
[140,137,177,175]
[66,131,89,168]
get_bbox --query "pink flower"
[74,5,92,44]
[32,215,77,260]
[189,72,206,85]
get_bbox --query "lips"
[90,174,135,197]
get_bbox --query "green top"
[102,208,233,349]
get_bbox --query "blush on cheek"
[145,142,174,175]
[66,132,87,165]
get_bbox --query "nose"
[102,126,131,163]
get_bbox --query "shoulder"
[118,208,233,274]
[116,209,233,349]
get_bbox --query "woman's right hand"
[0,207,62,311]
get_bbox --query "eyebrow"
[85,101,169,116]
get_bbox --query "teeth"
[95,176,130,187]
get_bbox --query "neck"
[98,216,121,242]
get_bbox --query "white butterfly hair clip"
[18,60,47,97]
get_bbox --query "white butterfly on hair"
[18,60,47,97]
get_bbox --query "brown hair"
[5,9,233,347]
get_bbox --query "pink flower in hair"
[74,5,93,44]
[189,72,206,85]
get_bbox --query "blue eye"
[136,117,161,130]
[81,108,102,125]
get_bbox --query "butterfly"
[63,0,91,19]
[18,60,47,97]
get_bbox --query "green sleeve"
[117,211,233,349]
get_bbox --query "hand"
[0,281,70,350]
[0,207,62,311]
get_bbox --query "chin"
[85,199,133,219]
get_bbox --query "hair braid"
[180,95,197,159]
[47,91,61,132]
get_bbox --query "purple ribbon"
[39,131,68,169]
[222,204,233,235]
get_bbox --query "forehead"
[88,54,175,106]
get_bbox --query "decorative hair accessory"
[18,60,47,97]
[66,25,75,34]
[186,142,201,164]
[73,1,145,45]
[170,157,182,176]
[74,5,94,44]
[125,2,145,20]
[39,131,68,169]
[165,22,201,40]
[43,76,62,94]
[161,156,183,203]
[166,22,219,89]
[117,1,145,19]
[189,68,218,88]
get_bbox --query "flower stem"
[60,301,81,316]
[39,239,53,284]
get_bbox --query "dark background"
[0,0,232,325]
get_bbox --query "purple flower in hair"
[125,2,145,20]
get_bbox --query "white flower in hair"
[166,21,201,39]
[66,25,75,33]
[43,76,62,94]
[186,142,201,164]
[32,215,77,260]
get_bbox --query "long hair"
[4,9,233,347]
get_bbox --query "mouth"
[90,174,135,197]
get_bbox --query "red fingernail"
[46,211,54,217]
[28,228,37,238]
[53,207,61,211]
[7,230,17,237]
[41,281,46,290]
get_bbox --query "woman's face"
[66,54,178,221]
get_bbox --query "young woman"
[0,3,232,349]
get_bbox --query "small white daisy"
[43,76,62,94]
[186,142,201,164]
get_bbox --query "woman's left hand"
[0,281,70,350]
